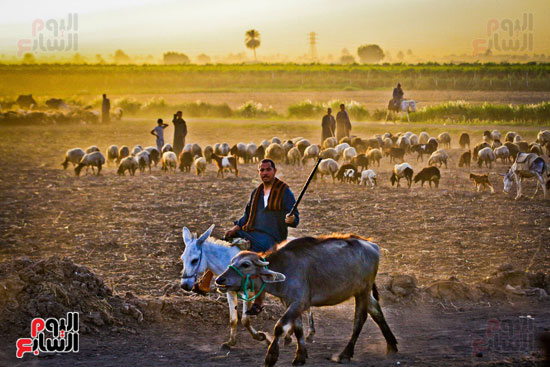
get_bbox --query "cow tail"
[372,282,379,301]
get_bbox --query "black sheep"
[413,166,441,188]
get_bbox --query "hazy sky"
[1,0,549,59]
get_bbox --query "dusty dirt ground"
[0,119,549,366]
[93,90,550,113]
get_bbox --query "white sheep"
[75,151,105,176]
[194,156,207,176]
[246,143,258,163]
[302,144,320,165]
[391,163,413,188]
[419,132,430,144]
[322,137,337,149]
[136,150,151,173]
[62,148,85,169]
[161,151,178,173]
[131,145,143,156]
[117,156,138,176]
[144,146,161,166]
[343,146,357,162]
[335,143,350,158]
[271,137,282,145]
[397,136,411,152]
[513,135,522,143]
[286,147,302,166]
[494,145,510,163]
[265,143,285,162]
[491,130,501,141]
[117,146,130,164]
[85,145,100,154]
[359,169,377,188]
[537,130,550,145]
[106,145,119,166]
[316,158,339,182]
[319,148,339,161]
[162,143,173,153]
[428,149,449,168]
[409,134,419,146]
[260,140,270,150]
[183,144,193,153]
[366,148,382,167]
[437,132,452,149]
[477,147,496,168]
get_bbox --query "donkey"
[216,234,398,366]
[386,99,417,123]
[179,225,315,350]
[502,152,549,200]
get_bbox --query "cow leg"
[242,301,268,342]
[221,292,239,350]
[306,309,316,343]
[331,293,369,363]
[265,303,302,367]
[367,294,398,354]
[292,315,308,366]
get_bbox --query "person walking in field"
[172,111,187,156]
[102,94,110,123]
[336,103,351,142]
[321,107,336,143]
[194,159,299,315]
[151,118,169,153]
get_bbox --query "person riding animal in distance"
[392,83,404,110]
[194,158,299,315]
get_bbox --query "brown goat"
[211,153,238,178]
[458,151,471,168]
[469,173,495,193]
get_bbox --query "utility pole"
[309,32,318,61]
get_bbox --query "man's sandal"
[245,303,264,316]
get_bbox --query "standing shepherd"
[102,94,110,123]
[172,111,187,156]
[336,103,351,142]
[194,158,299,315]
[151,118,169,153]
[321,107,336,143]
[391,83,404,110]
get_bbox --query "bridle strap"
[228,259,268,302]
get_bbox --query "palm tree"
[245,29,261,60]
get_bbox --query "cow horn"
[252,257,269,267]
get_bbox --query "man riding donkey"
[193,158,299,315]
[389,82,404,111]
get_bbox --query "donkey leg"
[221,292,239,350]
[265,303,302,367]
[367,294,398,354]
[292,315,308,366]
[306,309,316,343]
[332,293,369,363]
[515,175,522,200]
[242,301,268,342]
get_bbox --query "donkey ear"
[198,224,215,243]
[182,227,193,244]
[259,268,286,283]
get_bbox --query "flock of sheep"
[61,129,550,193]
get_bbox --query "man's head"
[258,159,276,185]
[176,111,182,117]
[327,107,332,115]
[397,83,401,88]
[157,118,163,125]
[340,104,345,111]
[102,94,106,98]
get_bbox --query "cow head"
[215,252,285,292]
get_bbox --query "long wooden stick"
[289,157,322,216]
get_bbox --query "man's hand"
[285,214,295,225]
[225,225,240,239]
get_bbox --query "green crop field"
[1,63,550,96]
